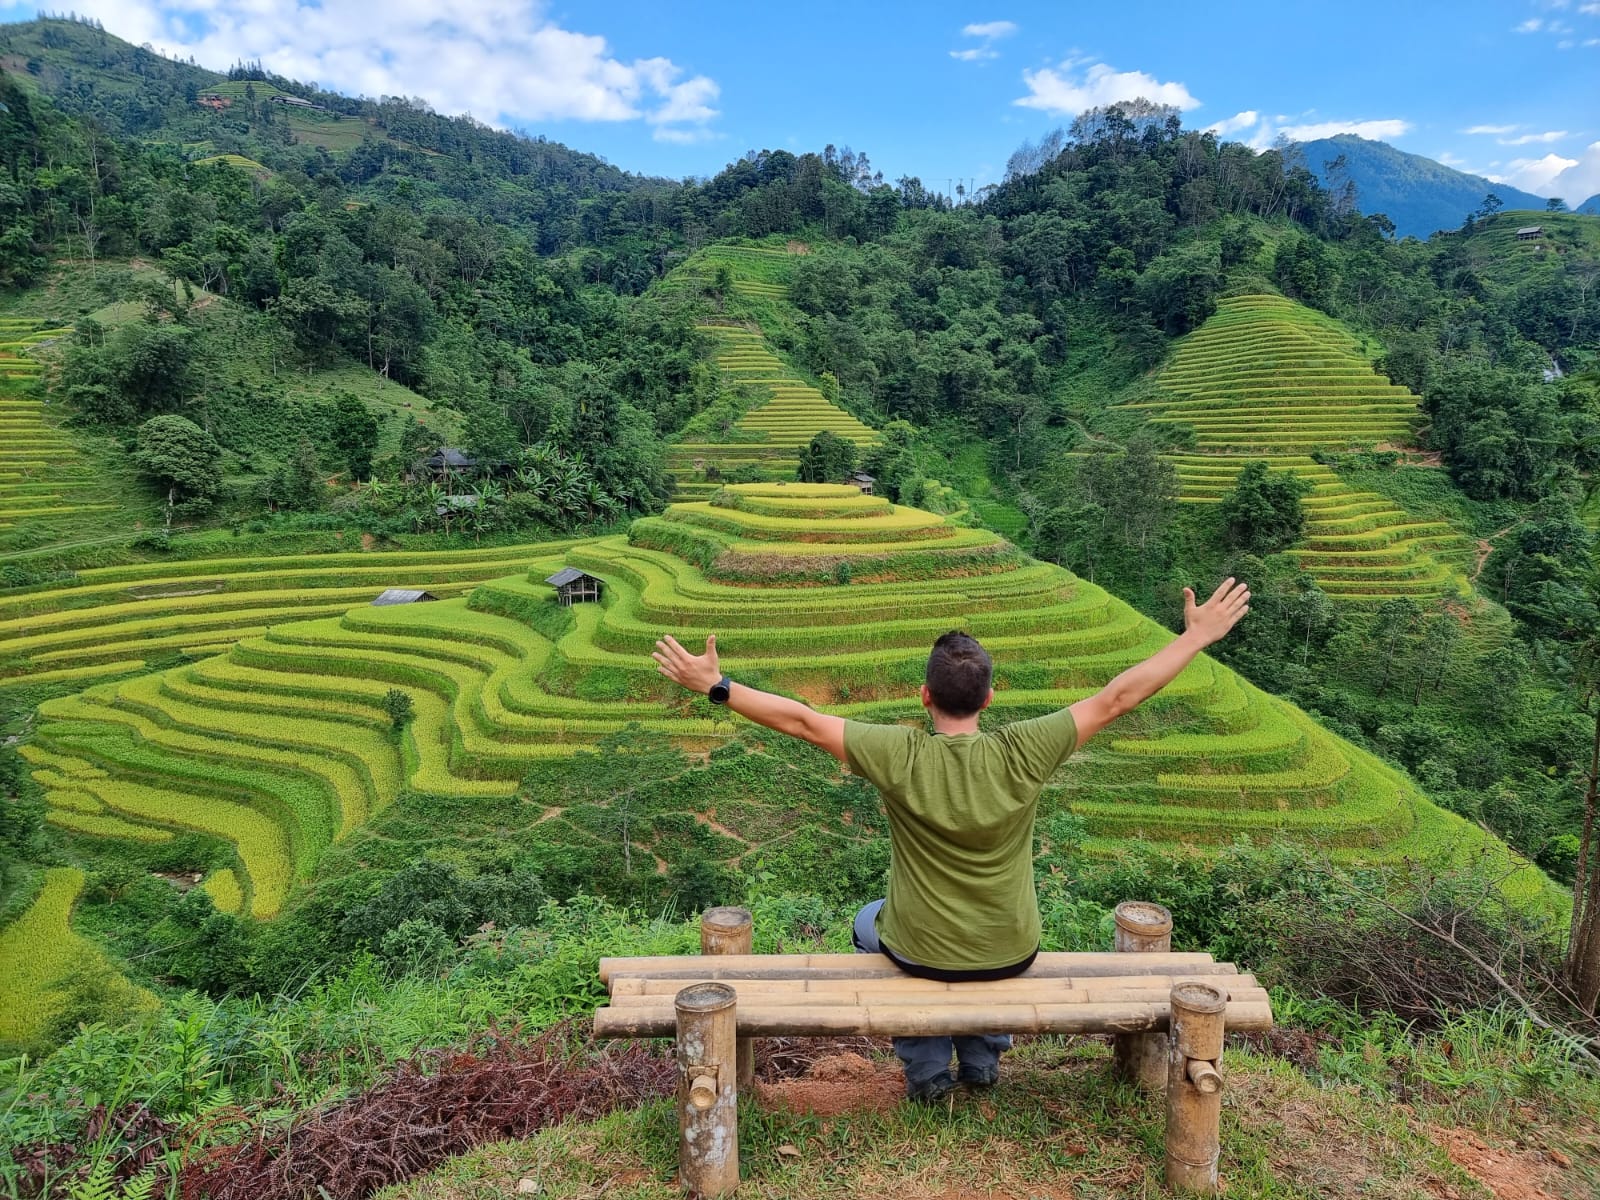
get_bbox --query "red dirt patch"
[1429,1127,1564,1200]
[786,240,812,255]
[756,1053,904,1116]
[360,532,376,551]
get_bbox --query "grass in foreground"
[379,1037,1599,1200]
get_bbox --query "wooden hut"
[1516,226,1543,241]
[421,448,478,476]
[545,567,603,606]
[372,588,439,606]
[848,472,877,495]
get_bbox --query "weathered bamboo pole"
[610,984,1268,1009]
[599,950,1221,983]
[1112,901,1174,1092]
[1165,981,1227,1195]
[701,907,756,1086]
[614,970,1252,997]
[676,982,739,1197]
[594,997,1272,1039]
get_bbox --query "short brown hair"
[925,631,992,717]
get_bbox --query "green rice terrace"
[664,245,878,499]
[0,539,583,709]
[1124,294,1474,603]
[13,485,1552,947]
[0,320,137,553]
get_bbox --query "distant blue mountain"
[1579,194,1600,216]
[1296,134,1552,239]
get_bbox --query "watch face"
[709,680,731,704]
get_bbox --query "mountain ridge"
[1297,134,1552,239]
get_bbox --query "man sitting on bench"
[652,577,1251,1101]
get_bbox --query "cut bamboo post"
[1165,981,1227,1196]
[1113,900,1174,1092]
[701,907,756,1086]
[676,982,739,1197]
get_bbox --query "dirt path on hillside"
[1470,520,1521,585]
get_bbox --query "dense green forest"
[1,14,1599,1197]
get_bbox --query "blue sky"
[3,0,1598,201]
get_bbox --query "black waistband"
[880,942,1039,983]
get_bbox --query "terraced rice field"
[1124,295,1472,603]
[0,867,156,1049]
[0,539,581,700]
[663,245,877,499]
[0,322,136,553]
[23,485,1552,921]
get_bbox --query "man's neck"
[930,711,982,736]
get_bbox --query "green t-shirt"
[843,708,1078,971]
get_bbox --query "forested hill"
[1298,134,1552,238]
[0,16,663,252]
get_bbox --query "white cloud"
[952,19,1017,63]
[1498,129,1570,144]
[1204,110,1259,136]
[1544,140,1600,200]
[1463,123,1518,135]
[962,20,1018,38]
[1492,151,1577,194]
[1581,1,1600,12]
[72,0,720,136]
[1515,17,1545,31]
[1014,61,1200,115]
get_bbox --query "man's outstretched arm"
[1068,577,1251,746]
[652,634,848,762]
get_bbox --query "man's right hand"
[1182,577,1251,646]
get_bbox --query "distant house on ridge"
[1516,226,1543,241]
[372,589,439,606]
[546,567,603,606]
[848,472,876,495]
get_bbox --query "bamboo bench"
[593,904,1273,1197]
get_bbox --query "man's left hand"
[653,634,721,694]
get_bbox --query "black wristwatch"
[707,675,733,705]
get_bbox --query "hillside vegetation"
[663,244,878,499]
[0,18,1597,1195]
[1128,295,1473,603]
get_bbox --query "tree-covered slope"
[1299,134,1551,238]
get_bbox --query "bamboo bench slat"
[609,971,1257,997]
[593,998,1274,1038]
[608,985,1270,1009]
[599,950,1222,983]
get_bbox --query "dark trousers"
[851,899,1013,1088]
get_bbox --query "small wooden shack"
[848,472,876,495]
[421,448,478,476]
[1516,226,1543,241]
[546,567,603,606]
[372,588,439,606]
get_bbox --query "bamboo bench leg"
[1165,981,1226,1196]
[677,982,739,1197]
[701,906,756,1086]
[1112,900,1173,1092]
